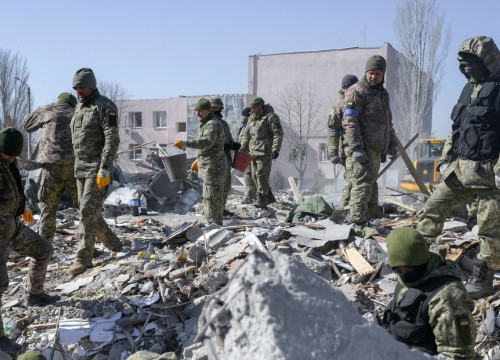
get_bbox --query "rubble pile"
[2,190,499,359]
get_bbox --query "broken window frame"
[129,144,143,160]
[177,122,187,133]
[128,112,143,128]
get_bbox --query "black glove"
[388,146,398,158]
[330,155,342,165]
[272,151,279,159]
[381,154,387,163]
[232,142,241,151]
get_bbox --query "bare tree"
[393,0,451,152]
[97,79,131,127]
[0,49,33,153]
[275,82,324,187]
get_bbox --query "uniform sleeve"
[327,103,342,158]
[342,87,365,154]
[386,95,398,150]
[240,122,251,151]
[437,131,455,171]
[99,104,120,170]
[270,113,284,154]
[186,120,219,150]
[23,106,52,133]
[427,282,477,359]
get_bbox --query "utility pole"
[14,76,32,157]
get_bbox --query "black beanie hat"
[242,107,251,117]
[341,74,358,89]
[72,68,97,90]
[0,127,24,156]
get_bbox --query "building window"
[128,112,142,128]
[177,122,187,132]
[319,143,329,162]
[153,111,167,128]
[129,144,142,160]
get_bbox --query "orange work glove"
[22,209,34,224]
[173,140,185,150]
[191,160,198,174]
[96,168,111,190]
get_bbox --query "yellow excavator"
[399,138,446,192]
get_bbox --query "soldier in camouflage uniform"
[327,74,358,209]
[240,97,284,209]
[238,107,256,203]
[174,98,227,225]
[417,36,500,299]
[210,97,241,215]
[342,56,398,224]
[0,128,59,355]
[24,93,79,242]
[69,68,122,277]
[382,228,476,359]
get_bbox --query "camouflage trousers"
[38,163,79,242]
[251,154,272,200]
[203,177,226,225]
[222,168,232,208]
[417,172,500,270]
[243,164,256,200]
[346,148,381,223]
[0,220,53,336]
[76,177,121,265]
[340,163,353,210]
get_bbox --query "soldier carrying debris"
[382,228,476,359]
[327,74,358,210]
[69,68,123,277]
[417,36,500,299]
[240,97,283,209]
[174,98,227,225]
[0,128,60,355]
[24,92,79,243]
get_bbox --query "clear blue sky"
[1,0,499,137]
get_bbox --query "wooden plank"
[288,176,303,203]
[344,247,375,276]
[378,132,419,179]
[395,135,430,196]
[386,198,417,213]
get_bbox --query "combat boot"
[0,336,22,355]
[25,293,60,307]
[267,190,276,205]
[68,261,90,277]
[466,258,494,299]
[252,195,267,209]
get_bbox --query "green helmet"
[209,96,224,109]
[17,350,47,360]
[387,228,430,267]
[195,98,211,111]
[58,92,77,107]
[250,97,265,107]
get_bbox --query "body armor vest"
[451,82,500,161]
[382,276,458,355]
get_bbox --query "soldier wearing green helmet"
[381,228,476,359]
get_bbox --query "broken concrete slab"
[199,251,428,360]
[197,228,234,250]
[443,220,468,233]
[293,253,332,281]
[284,220,352,242]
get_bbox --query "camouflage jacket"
[327,90,346,158]
[241,104,284,157]
[342,79,397,155]
[185,112,227,184]
[0,158,25,218]
[70,90,120,178]
[237,118,248,144]
[24,103,75,165]
[392,255,476,359]
[215,113,236,163]
[440,37,500,185]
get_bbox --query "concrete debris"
[4,187,497,359]
[198,251,428,360]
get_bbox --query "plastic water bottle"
[139,194,147,215]
[131,192,140,216]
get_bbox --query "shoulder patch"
[108,112,117,127]
[455,316,473,346]
[245,125,251,131]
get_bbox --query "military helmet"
[250,97,265,107]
